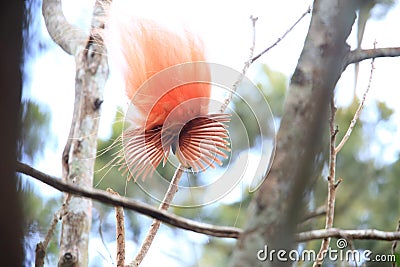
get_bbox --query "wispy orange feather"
[110,16,230,180]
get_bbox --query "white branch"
[297,228,400,242]
[42,0,86,55]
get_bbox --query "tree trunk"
[229,1,357,266]
[0,1,23,266]
[42,1,109,266]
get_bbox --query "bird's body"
[107,15,230,180]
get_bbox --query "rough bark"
[229,1,357,266]
[42,0,86,55]
[42,1,109,266]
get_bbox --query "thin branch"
[42,0,86,55]
[301,205,327,223]
[392,219,400,267]
[219,15,258,113]
[297,205,327,231]
[106,189,125,267]
[347,238,358,267]
[296,228,400,242]
[40,199,71,266]
[345,47,400,67]
[314,52,377,266]
[45,194,72,249]
[35,194,72,267]
[16,161,241,239]
[335,54,375,153]
[250,5,311,64]
[97,215,114,264]
[314,95,339,267]
[130,166,184,266]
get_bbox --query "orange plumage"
[108,16,230,180]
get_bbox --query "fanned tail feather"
[120,114,230,181]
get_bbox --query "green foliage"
[20,186,61,264]
[196,239,235,267]
[228,64,285,153]
[18,98,56,264]
[257,64,287,118]
[19,100,52,161]
[376,100,394,120]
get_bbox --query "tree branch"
[315,52,376,266]
[301,205,327,223]
[16,161,242,239]
[219,15,258,113]
[35,193,72,267]
[17,161,400,244]
[296,228,400,242]
[314,93,340,267]
[345,47,400,67]
[106,188,126,267]
[336,54,375,153]
[42,0,86,55]
[391,219,400,267]
[250,5,311,63]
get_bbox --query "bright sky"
[24,0,400,265]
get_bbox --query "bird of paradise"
[108,17,231,181]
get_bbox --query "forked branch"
[314,53,376,267]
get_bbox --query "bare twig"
[220,6,311,113]
[314,47,377,266]
[45,194,72,249]
[335,54,375,153]
[250,5,311,63]
[314,95,339,267]
[345,47,400,67]
[297,205,327,231]
[296,228,400,242]
[97,215,114,263]
[301,205,327,223]
[347,238,358,267]
[16,161,241,239]
[42,0,86,55]
[130,166,184,266]
[392,219,400,267]
[107,189,125,267]
[35,194,71,267]
[219,15,258,113]
[35,193,72,267]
